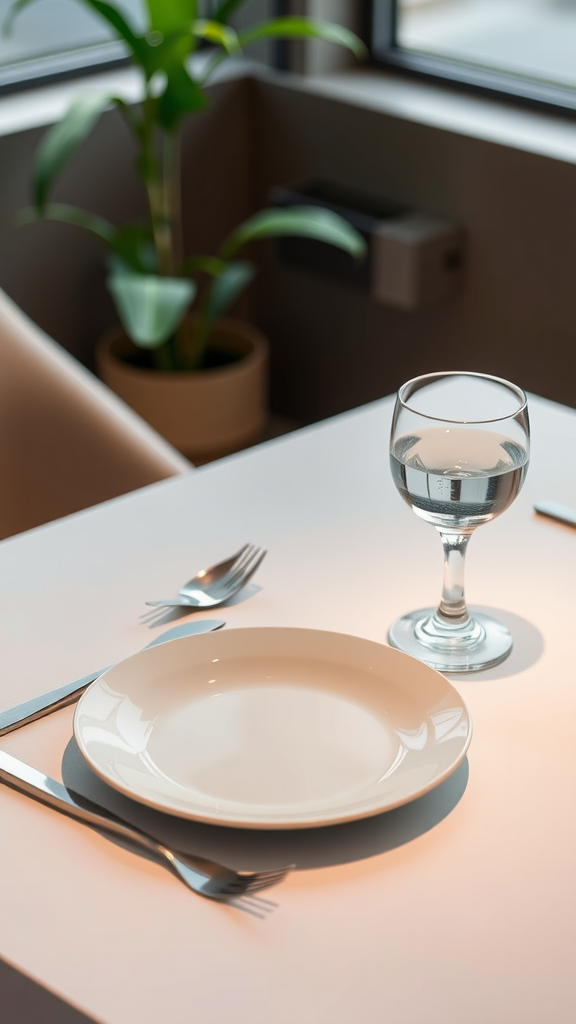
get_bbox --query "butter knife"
[533,501,576,528]
[0,619,224,737]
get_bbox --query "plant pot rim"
[97,316,268,381]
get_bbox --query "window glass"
[396,0,576,91]
[0,0,143,69]
[0,0,271,89]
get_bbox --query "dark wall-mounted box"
[271,181,465,310]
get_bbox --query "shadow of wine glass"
[452,606,544,682]
[62,739,469,872]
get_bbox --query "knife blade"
[0,618,225,737]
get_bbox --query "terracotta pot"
[96,317,269,463]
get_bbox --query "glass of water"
[388,371,529,672]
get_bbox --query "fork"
[0,750,292,901]
[146,543,267,608]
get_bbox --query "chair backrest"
[0,288,191,540]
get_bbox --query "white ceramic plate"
[74,628,471,829]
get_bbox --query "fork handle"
[145,599,198,607]
[0,748,223,885]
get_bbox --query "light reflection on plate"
[74,628,471,829]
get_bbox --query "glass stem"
[435,529,473,626]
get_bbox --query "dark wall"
[251,78,576,422]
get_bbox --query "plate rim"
[74,626,472,830]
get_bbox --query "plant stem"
[150,334,177,371]
[139,94,185,369]
[187,309,211,369]
[141,97,172,277]
[164,128,192,367]
[163,130,182,272]
[146,177,172,276]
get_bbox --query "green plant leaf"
[144,30,194,76]
[156,65,206,130]
[17,202,116,245]
[107,271,195,348]
[145,0,196,36]
[110,223,157,272]
[18,205,159,275]
[80,0,149,64]
[219,206,367,262]
[179,254,226,276]
[238,17,367,59]
[192,19,239,54]
[206,260,256,322]
[187,261,255,369]
[32,93,111,211]
[3,0,33,34]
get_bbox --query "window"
[370,0,576,113]
[0,0,145,92]
[0,0,265,94]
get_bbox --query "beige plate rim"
[74,627,472,830]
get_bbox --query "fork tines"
[215,544,267,595]
[230,866,292,894]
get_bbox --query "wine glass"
[388,371,529,672]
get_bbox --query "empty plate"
[74,627,471,829]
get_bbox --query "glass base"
[388,608,512,672]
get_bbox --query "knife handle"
[534,501,576,528]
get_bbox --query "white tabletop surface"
[0,393,574,1024]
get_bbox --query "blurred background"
[396,0,576,89]
[1,0,576,435]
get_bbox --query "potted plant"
[7,0,367,461]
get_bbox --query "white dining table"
[0,391,574,1024]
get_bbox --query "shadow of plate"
[62,739,468,872]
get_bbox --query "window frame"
[0,40,130,96]
[367,0,576,118]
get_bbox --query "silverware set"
[0,545,290,904]
[3,505,572,902]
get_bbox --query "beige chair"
[0,288,191,540]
